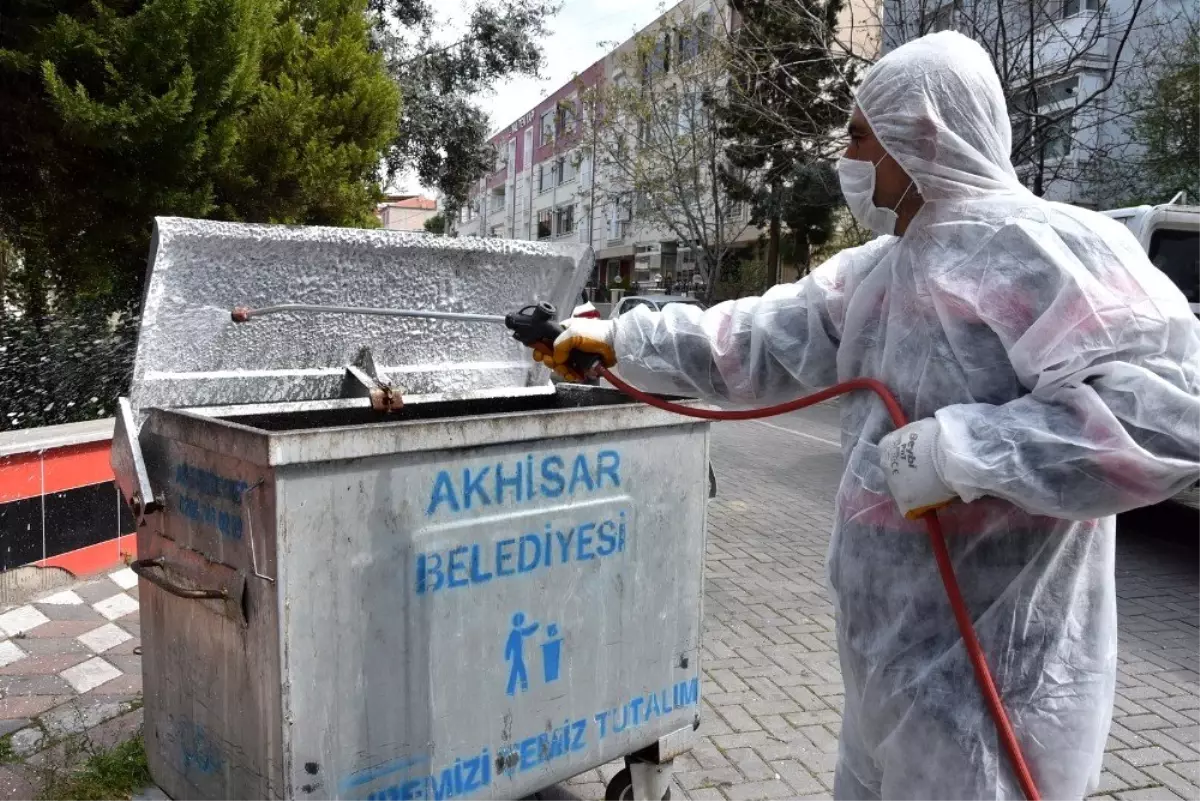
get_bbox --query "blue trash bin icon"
[541,624,563,684]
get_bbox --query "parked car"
[609,295,707,319]
[1101,197,1199,318]
[1101,197,1199,510]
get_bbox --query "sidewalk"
[0,566,143,799]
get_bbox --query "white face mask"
[837,156,913,236]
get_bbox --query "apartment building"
[455,0,881,288]
[882,0,1189,206]
[453,58,605,266]
[591,0,749,291]
[455,55,651,290]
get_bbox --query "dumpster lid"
[127,217,592,420]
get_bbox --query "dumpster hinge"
[110,397,160,523]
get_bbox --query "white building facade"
[882,0,1192,207]
[452,58,613,276]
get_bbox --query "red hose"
[598,367,1042,801]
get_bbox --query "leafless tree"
[712,0,1182,205]
[1087,8,1199,205]
[885,0,1186,201]
[575,3,754,298]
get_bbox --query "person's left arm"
[882,219,1200,520]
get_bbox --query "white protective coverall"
[610,31,1200,799]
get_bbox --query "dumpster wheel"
[605,768,671,801]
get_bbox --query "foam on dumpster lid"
[127,217,592,419]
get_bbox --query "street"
[553,405,1200,801]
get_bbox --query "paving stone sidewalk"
[0,566,142,798]
[550,419,848,800]
[555,417,1200,801]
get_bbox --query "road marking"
[751,420,840,448]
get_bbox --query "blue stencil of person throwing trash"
[505,612,539,696]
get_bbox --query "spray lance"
[230,300,1041,801]
[231,301,601,379]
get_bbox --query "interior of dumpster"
[212,385,664,432]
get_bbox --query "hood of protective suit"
[855,32,1024,200]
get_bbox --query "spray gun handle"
[505,302,602,378]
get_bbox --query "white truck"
[1102,199,1200,315]
[1101,197,1199,510]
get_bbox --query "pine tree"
[0,0,272,310]
[0,0,399,313]
[717,0,858,284]
[215,0,400,226]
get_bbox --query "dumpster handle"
[130,557,229,600]
[242,480,277,585]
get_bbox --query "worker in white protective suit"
[529,30,1200,800]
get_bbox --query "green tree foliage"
[717,0,859,285]
[808,207,873,266]
[216,0,401,227]
[0,0,399,313]
[423,211,447,234]
[776,162,843,277]
[370,0,558,215]
[1128,27,1200,203]
[714,255,768,300]
[0,0,266,311]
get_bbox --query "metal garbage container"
[112,218,710,801]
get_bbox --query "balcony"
[488,188,507,218]
[1032,11,1110,77]
[607,221,631,245]
[487,168,508,190]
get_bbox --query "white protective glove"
[878,418,958,520]
[531,317,617,382]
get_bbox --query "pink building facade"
[454,61,635,288]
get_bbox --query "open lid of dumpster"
[126,217,592,420]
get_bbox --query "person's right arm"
[611,251,854,405]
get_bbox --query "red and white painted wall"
[0,420,135,577]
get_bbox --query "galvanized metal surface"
[135,389,710,800]
[112,398,157,519]
[231,303,508,325]
[137,432,284,799]
[129,218,592,420]
[175,385,557,423]
[148,386,710,468]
